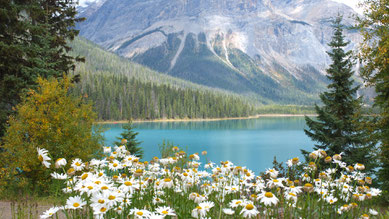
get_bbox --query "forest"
[72,71,255,120]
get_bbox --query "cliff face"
[77,0,361,104]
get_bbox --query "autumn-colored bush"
[0,76,103,196]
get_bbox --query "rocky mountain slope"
[76,0,361,104]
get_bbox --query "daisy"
[152,196,165,205]
[326,195,338,204]
[71,158,85,171]
[130,208,151,218]
[369,209,378,215]
[40,206,60,219]
[50,172,68,180]
[259,192,279,206]
[108,160,122,171]
[55,158,67,168]
[160,178,174,188]
[354,163,365,170]
[285,192,298,203]
[103,146,111,154]
[229,199,244,208]
[191,205,207,219]
[240,202,259,218]
[155,206,176,216]
[65,195,86,210]
[265,169,278,179]
[92,205,109,216]
[37,148,51,163]
[223,208,235,215]
[286,185,302,194]
[149,212,164,219]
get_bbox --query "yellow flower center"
[49,213,53,215]
[236,201,241,205]
[164,178,172,182]
[75,162,81,166]
[196,206,202,210]
[101,186,108,190]
[305,183,313,188]
[73,202,80,208]
[81,173,88,180]
[113,163,118,167]
[38,155,44,162]
[273,179,279,182]
[162,210,168,214]
[98,199,105,204]
[87,186,93,190]
[265,192,274,198]
[246,204,254,210]
[124,181,132,186]
[100,207,106,212]
[289,192,296,197]
[136,211,143,216]
[95,181,101,185]
[108,195,115,200]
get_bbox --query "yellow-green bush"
[0,76,103,196]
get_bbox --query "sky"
[332,0,363,14]
[78,0,364,14]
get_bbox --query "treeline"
[256,105,315,114]
[72,72,256,121]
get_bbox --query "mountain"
[76,0,361,105]
[69,37,257,120]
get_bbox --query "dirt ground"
[0,201,65,219]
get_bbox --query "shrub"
[0,76,103,196]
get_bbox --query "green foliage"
[114,121,143,158]
[0,76,103,196]
[256,105,316,114]
[357,0,389,202]
[0,0,83,138]
[71,71,255,120]
[303,15,377,174]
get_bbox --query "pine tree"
[0,0,84,138]
[357,0,389,202]
[114,120,143,158]
[303,15,376,173]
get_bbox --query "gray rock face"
[77,0,361,104]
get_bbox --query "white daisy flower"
[40,206,60,218]
[240,202,259,218]
[65,195,86,210]
[259,192,279,206]
[71,158,85,171]
[155,206,176,216]
[130,208,151,218]
[223,208,235,215]
[55,158,67,168]
[50,172,68,180]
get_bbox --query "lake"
[101,116,316,174]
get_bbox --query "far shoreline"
[95,114,317,124]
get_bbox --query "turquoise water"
[101,117,315,174]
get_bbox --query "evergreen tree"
[0,0,84,138]
[357,0,389,202]
[303,15,376,173]
[114,120,143,158]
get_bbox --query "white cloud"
[78,0,99,8]
[331,0,364,14]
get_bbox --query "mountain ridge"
[76,0,362,104]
